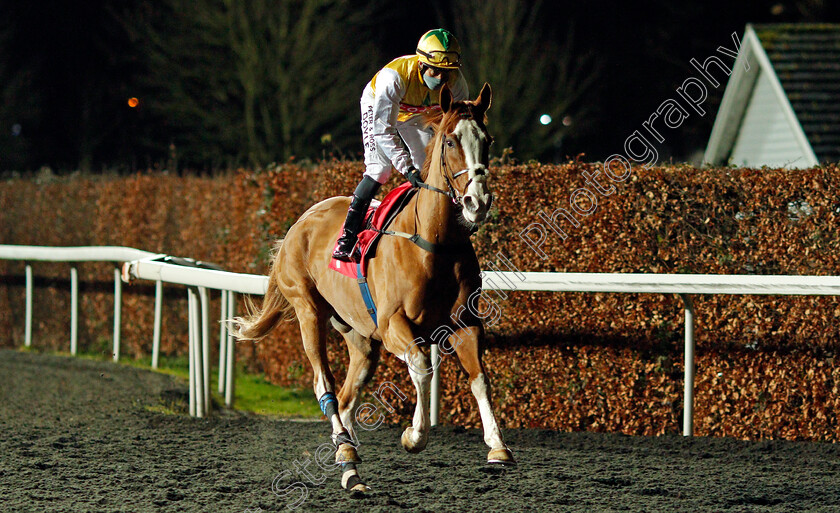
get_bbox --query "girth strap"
[356,263,378,326]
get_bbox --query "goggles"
[422,63,451,76]
[417,49,461,68]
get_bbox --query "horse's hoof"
[342,472,370,496]
[487,447,516,465]
[400,426,428,454]
[335,444,362,464]
[348,482,371,496]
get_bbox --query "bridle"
[375,112,491,254]
[413,113,483,205]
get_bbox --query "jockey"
[332,28,469,262]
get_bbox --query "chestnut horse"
[232,83,514,493]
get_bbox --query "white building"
[705,24,840,169]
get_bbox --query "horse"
[231,83,514,493]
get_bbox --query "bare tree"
[120,0,244,167]
[0,25,38,170]
[442,0,603,161]
[128,0,382,167]
[224,0,380,164]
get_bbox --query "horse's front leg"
[387,314,432,453]
[450,326,515,464]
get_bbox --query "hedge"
[1,162,838,441]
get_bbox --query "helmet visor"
[418,49,460,68]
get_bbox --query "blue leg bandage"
[319,392,338,418]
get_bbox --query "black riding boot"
[333,176,381,262]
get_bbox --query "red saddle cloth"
[329,182,416,278]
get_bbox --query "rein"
[379,119,478,254]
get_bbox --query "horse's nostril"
[463,196,478,213]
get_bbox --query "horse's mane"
[420,110,445,180]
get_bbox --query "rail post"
[70,267,78,355]
[199,286,211,414]
[188,287,206,417]
[219,290,228,394]
[113,268,122,361]
[152,280,163,369]
[25,264,32,347]
[680,293,696,437]
[187,288,196,416]
[225,292,236,407]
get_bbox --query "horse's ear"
[477,82,492,114]
[440,84,453,114]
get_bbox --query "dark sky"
[2,0,838,171]
[394,0,840,160]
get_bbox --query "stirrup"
[332,249,355,262]
[332,239,359,262]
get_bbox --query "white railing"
[5,244,840,436]
[482,271,840,436]
[122,256,267,418]
[122,256,840,437]
[0,245,161,359]
[0,245,250,418]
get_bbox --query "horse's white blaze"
[453,119,491,223]
[453,119,486,172]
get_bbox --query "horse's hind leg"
[450,325,515,464]
[296,305,368,492]
[330,317,382,441]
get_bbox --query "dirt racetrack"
[2,348,840,513]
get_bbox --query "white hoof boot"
[341,466,370,495]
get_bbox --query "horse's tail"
[228,242,295,341]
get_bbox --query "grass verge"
[32,347,321,418]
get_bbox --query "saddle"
[329,182,417,279]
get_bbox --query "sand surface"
[2,348,839,512]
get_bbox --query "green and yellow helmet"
[416,29,461,69]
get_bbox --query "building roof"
[755,24,840,164]
[705,24,840,167]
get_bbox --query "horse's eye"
[446,139,455,148]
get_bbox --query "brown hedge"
[1,162,838,441]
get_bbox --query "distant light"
[539,114,552,125]
[11,124,21,137]
[562,116,572,126]
[127,97,140,108]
